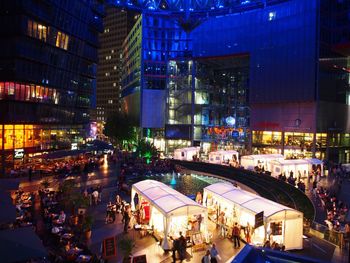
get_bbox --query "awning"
[0,227,47,263]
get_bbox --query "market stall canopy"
[0,227,47,263]
[204,182,302,218]
[241,154,284,161]
[131,180,206,217]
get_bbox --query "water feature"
[170,171,177,185]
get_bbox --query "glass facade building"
[120,0,350,162]
[0,0,103,174]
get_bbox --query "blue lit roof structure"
[110,0,289,17]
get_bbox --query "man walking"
[232,222,241,249]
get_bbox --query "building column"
[1,125,4,176]
[311,132,316,158]
[281,131,285,156]
[190,60,195,146]
[325,132,330,161]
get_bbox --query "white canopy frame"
[208,150,239,165]
[240,154,284,171]
[305,158,324,177]
[131,180,207,250]
[269,159,310,178]
[203,182,303,250]
[173,147,200,161]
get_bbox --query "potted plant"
[118,237,135,263]
[82,214,94,239]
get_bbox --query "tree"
[103,112,136,147]
[135,139,158,163]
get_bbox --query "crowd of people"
[9,153,106,179]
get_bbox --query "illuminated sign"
[225,116,236,126]
[14,149,24,159]
[71,143,78,150]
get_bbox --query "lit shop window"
[27,20,48,42]
[56,31,69,50]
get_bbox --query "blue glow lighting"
[110,0,290,17]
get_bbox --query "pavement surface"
[6,159,350,262]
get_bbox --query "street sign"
[103,236,116,258]
[255,211,264,228]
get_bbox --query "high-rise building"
[0,0,104,175]
[120,0,350,162]
[95,6,139,124]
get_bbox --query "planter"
[85,230,92,239]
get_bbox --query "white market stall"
[173,147,200,161]
[269,159,310,179]
[305,158,324,177]
[208,150,239,165]
[241,154,284,171]
[203,182,303,250]
[131,180,207,250]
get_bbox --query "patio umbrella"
[0,227,47,263]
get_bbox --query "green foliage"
[135,139,158,160]
[59,179,88,213]
[103,112,136,146]
[118,237,135,257]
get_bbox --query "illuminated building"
[118,0,350,162]
[95,6,139,123]
[0,0,104,174]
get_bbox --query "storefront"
[203,182,303,250]
[131,180,208,250]
[0,124,86,175]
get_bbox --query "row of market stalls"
[173,147,324,178]
[131,180,303,251]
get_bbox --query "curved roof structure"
[109,0,290,17]
[204,182,302,218]
[132,180,206,216]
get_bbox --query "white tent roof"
[132,180,205,216]
[204,182,301,218]
[210,150,238,155]
[270,159,309,165]
[174,147,199,152]
[304,158,323,165]
[241,154,284,160]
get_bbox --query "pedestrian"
[201,250,211,263]
[28,166,32,182]
[92,189,99,205]
[178,231,187,260]
[123,206,130,233]
[210,243,219,263]
[172,237,179,262]
[245,222,252,243]
[232,222,241,248]
[97,185,102,203]
[218,212,226,237]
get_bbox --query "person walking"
[232,222,241,249]
[178,232,187,261]
[218,212,226,237]
[210,243,219,263]
[245,222,252,244]
[201,250,211,263]
[123,206,131,233]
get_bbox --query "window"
[27,20,48,42]
[108,99,113,104]
[56,31,69,50]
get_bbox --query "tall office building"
[120,0,350,162]
[95,6,138,124]
[0,0,104,175]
